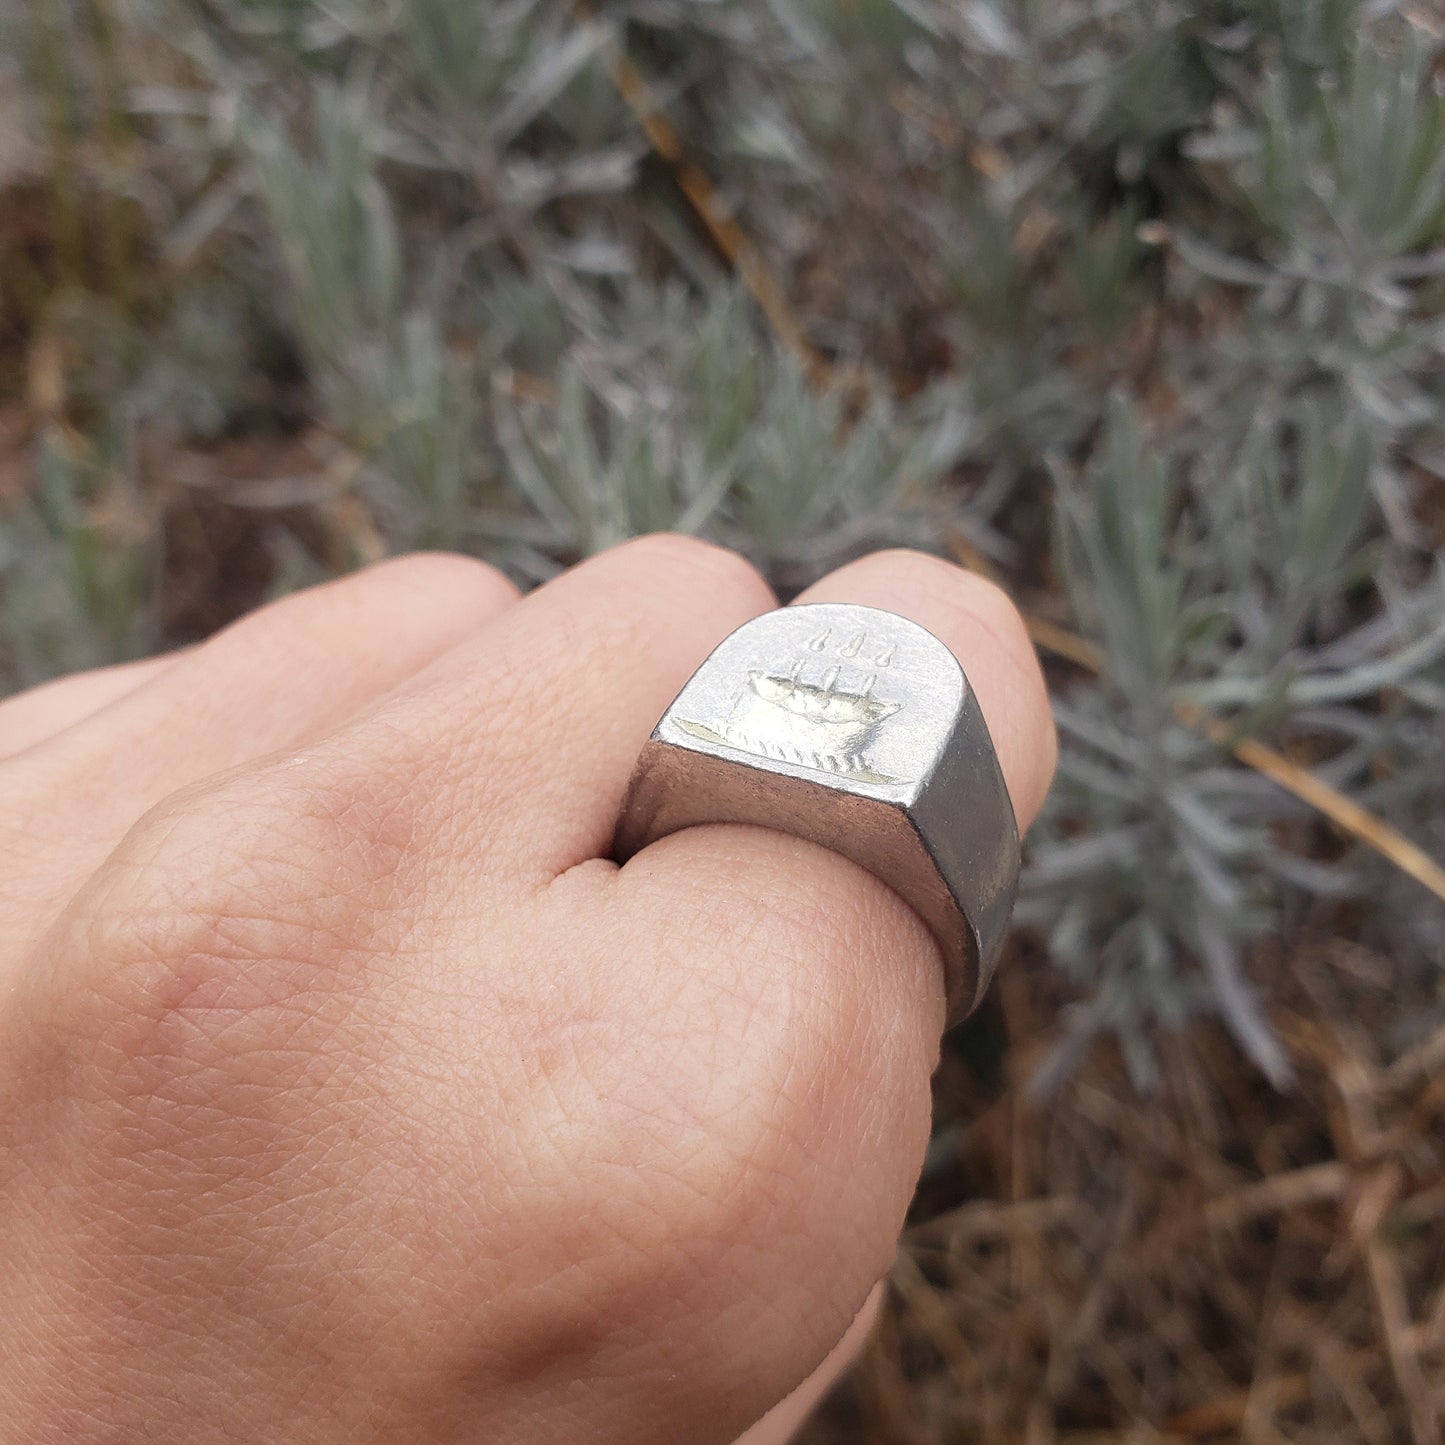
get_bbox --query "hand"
[0,538,1054,1443]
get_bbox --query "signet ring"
[613,603,1021,1024]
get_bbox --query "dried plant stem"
[1024,611,1445,908]
[1200,1160,1351,1230]
[890,1248,979,1391]
[1362,1227,1442,1445]
[1183,705,1445,905]
[1022,614,1105,672]
[581,4,832,388]
[908,1194,1078,1248]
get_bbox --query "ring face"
[613,603,1020,1022]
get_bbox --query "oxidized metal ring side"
[613,603,1021,1024]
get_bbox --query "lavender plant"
[489,286,974,581]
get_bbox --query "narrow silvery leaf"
[490,19,611,144]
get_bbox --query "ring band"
[613,603,1020,1023]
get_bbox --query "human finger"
[0,654,181,760]
[793,550,1056,828]
[317,533,776,885]
[0,553,520,948]
[732,1282,885,1445]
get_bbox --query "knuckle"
[365,550,520,611]
[874,550,1049,705]
[49,760,419,1077]
[880,549,1032,641]
[614,533,774,608]
[953,575,1039,673]
[258,746,432,899]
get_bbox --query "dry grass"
[803,940,1445,1444]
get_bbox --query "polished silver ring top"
[613,603,1020,1023]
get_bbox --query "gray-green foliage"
[491,289,971,576]
[1,0,1441,1081]
[0,428,158,685]
[1024,400,1442,1090]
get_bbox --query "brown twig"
[908,1195,1078,1248]
[1178,701,1445,905]
[958,550,1445,909]
[1164,1347,1381,1437]
[1351,1167,1442,1445]
[582,5,832,389]
[1031,609,1445,907]
[890,1248,979,1392]
[1201,1160,1351,1231]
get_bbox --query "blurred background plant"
[2,0,1442,1438]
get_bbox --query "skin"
[0,537,1055,1444]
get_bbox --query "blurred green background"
[2,2,1443,1439]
